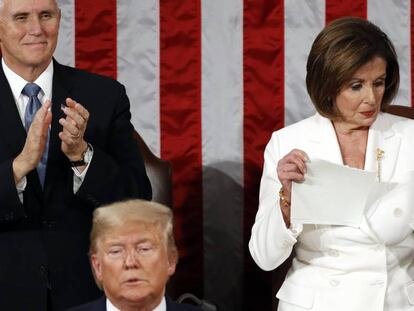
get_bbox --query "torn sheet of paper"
[291,159,377,227]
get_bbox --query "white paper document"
[291,159,377,227]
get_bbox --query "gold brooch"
[376,148,385,182]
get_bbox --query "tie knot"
[22,83,41,97]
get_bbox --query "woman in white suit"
[249,17,414,311]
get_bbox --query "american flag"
[55,0,413,309]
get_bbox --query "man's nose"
[27,17,42,35]
[124,251,140,268]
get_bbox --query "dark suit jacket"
[67,296,203,311]
[0,60,152,311]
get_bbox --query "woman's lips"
[361,110,375,118]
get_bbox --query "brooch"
[376,148,385,182]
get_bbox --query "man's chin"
[118,288,158,306]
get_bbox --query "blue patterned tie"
[22,83,49,187]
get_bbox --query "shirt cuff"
[286,223,303,239]
[16,176,27,203]
[16,176,27,191]
[71,149,94,193]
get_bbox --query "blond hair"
[90,199,177,259]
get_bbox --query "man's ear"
[167,260,176,277]
[91,254,103,282]
[167,250,178,277]
[57,8,61,27]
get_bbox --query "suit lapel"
[306,113,401,182]
[43,60,73,197]
[360,113,401,242]
[0,63,27,158]
[305,113,343,164]
[365,113,401,182]
[0,63,44,198]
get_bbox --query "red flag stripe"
[75,0,117,79]
[159,0,203,297]
[243,0,285,309]
[326,0,367,24]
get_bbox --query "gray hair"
[0,0,60,12]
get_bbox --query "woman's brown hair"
[306,16,399,119]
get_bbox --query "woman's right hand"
[277,149,309,226]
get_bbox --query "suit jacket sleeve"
[74,81,151,206]
[248,132,300,271]
[0,159,25,222]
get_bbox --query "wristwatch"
[70,143,93,167]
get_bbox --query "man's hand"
[59,98,90,163]
[12,101,52,184]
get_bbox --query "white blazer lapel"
[365,113,401,183]
[305,113,343,165]
[360,113,402,242]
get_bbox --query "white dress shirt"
[106,296,166,311]
[2,58,92,199]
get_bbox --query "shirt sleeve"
[71,148,94,193]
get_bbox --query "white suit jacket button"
[393,208,403,218]
[328,249,339,257]
[371,280,385,286]
[329,279,340,287]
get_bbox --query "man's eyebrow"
[106,238,154,246]
[11,12,29,18]
[106,242,124,247]
[39,9,56,15]
[10,9,56,18]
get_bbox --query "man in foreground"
[0,0,151,309]
[68,200,201,311]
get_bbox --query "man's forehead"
[100,224,164,246]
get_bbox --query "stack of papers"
[291,159,377,227]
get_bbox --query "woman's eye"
[374,80,385,87]
[350,83,362,91]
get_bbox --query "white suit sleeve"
[248,132,302,271]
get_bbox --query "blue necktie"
[22,83,49,188]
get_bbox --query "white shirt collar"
[106,296,166,311]
[2,58,54,103]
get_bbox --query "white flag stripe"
[284,0,325,126]
[117,0,161,155]
[55,0,75,67]
[368,0,411,107]
[201,0,244,309]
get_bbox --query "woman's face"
[334,56,387,129]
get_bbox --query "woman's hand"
[277,149,309,226]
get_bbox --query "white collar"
[2,58,54,102]
[106,296,166,311]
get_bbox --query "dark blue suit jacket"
[67,296,203,311]
[0,60,152,311]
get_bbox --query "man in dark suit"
[67,200,202,311]
[0,0,151,310]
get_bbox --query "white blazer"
[249,112,414,311]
